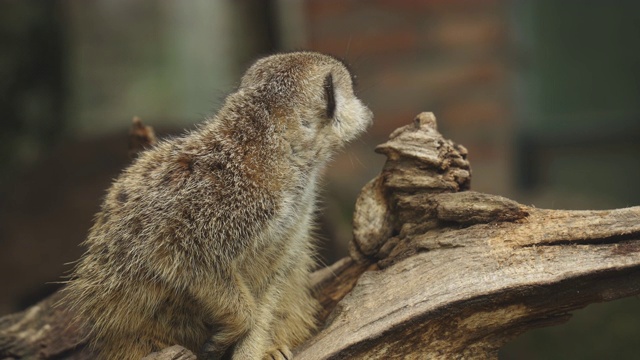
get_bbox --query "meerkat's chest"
[234,179,317,288]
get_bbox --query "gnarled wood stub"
[2,113,640,359]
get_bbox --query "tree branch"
[2,113,639,359]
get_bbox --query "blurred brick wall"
[301,0,514,197]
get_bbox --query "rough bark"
[2,113,639,359]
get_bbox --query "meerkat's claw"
[264,345,293,360]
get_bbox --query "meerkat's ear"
[323,73,335,119]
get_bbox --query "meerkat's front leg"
[196,274,257,359]
[269,252,319,352]
[231,262,315,359]
[263,243,319,358]
[230,279,284,360]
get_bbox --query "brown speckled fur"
[61,52,372,360]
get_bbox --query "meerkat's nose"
[364,108,374,127]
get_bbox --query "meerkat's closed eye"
[323,73,335,119]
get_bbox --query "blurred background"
[1,1,639,358]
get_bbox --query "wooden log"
[2,113,639,359]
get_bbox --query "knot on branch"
[352,112,469,261]
[351,112,529,264]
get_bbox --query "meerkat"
[61,51,373,359]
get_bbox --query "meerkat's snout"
[332,90,373,143]
[321,62,373,145]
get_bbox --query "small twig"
[129,116,157,159]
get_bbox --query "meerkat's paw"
[263,345,293,360]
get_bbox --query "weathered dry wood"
[295,112,640,359]
[2,112,639,360]
[0,291,91,359]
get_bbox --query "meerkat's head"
[236,51,373,164]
